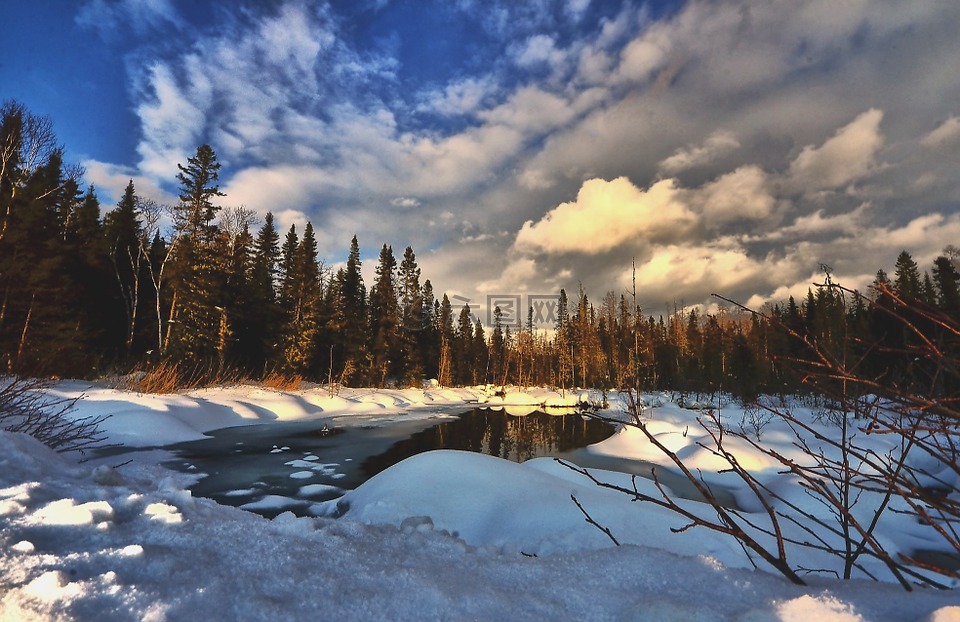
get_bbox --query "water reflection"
[361,408,614,478]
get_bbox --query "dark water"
[160,408,616,517]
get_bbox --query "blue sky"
[3,0,960,318]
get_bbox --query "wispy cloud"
[77,0,182,39]
[88,0,960,312]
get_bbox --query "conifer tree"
[280,222,322,373]
[473,317,488,385]
[166,145,227,363]
[335,235,367,383]
[246,213,281,372]
[893,250,922,302]
[369,244,400,385]
[397,246,424,386]
[455,304,474,385]
[437,293,453,386]
[490,306,506,384]
[420,280,438,380]
[555,288,572,389]
[933,256,960,319]
[279,225,299,311]
[103,180,144,355]
[223,222,256,370]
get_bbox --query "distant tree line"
[3,100,960,396]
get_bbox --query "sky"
[3,0,960,323]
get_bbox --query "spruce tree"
[336,235,367,383]
[420,279,438,380]
[397,246,423,386]
[893,250,922,302]
[247,213,282,372]
[933,256,960,319]
[280,222,321,373]
[103,180,144,355]
[368,244,399,385]
[167,145,227,363]
[437,293,454,385]
[455,304,474,385]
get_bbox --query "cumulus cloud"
[658,131,740,175]
[94,0,960,311]
[514,177,695,255]
[614,23,672,84]
[515,34,566,69]
[694,165,775,226]
[921,116,960,149]
[758,203,871,242]
[421,77,497,117]
[787,109,885,192]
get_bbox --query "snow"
[1,383,959,620]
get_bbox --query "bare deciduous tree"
[571,280,960,590]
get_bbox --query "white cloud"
[758,203,870,242]
[614,25,672,84]
[658,131,740,174]
[103,0,960,310]
[515,34,566,70]
[81,159,177,207]
[77,0,181,38]
[566,0,591,23]
[787,109,885,192]
[478,87,577,134]
[135,62,206,179]
[514,177,695,255]
[422,77,497,117]
[695,165,774,226]
[258,4,327,73]
[391,197,421,208]
[625,242,775,300]
[921,116,960,149]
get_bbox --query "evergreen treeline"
[3,100,960,395]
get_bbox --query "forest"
[3,99,960,398]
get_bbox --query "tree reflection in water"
[361,408,616,478]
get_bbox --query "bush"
[0,377,109,453]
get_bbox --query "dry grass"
[260,370,303,391]
[114,361,245,394]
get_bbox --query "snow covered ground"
[2,382,959,621]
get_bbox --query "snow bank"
[44,381,489,447]
[2,430,959,621]
[4,385,960,620]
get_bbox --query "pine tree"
[491,305,506,384]
[279,225,299,311]
[246,213,282,372]
[336,235,367,383]
[223,222,256,371]
[455,303,474,385]
[166,145,227,363]
[103,180,144,355]
[893,250,922,302]
[397,246,424,386]
[368,244,400,385]
[0,148,89,374]
[555,288,572,389]
[280,222,321,373]
[933,256,960,319]
[473,317,488,385]
[420,279,438,380]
